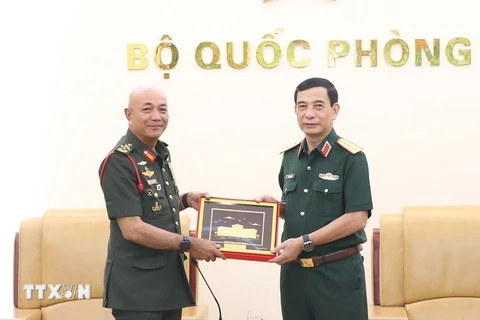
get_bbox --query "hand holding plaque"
[196,196,280,262]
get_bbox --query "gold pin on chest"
[152,202,162,211]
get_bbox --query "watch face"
[180,239,191,252]
[304,242,314,252]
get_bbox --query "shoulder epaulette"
[100,144,144,194]
[280,140,302,154]
[115,143,134,154]
[337,138,362,154]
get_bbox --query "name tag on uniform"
[285,174,296,180]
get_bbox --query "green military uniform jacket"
[279,128,373,257]
[99,129,194,311]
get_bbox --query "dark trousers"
[280,253,368,320]
[112,309,182,320]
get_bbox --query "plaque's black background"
[200,201,275,252]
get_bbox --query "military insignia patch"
[141,167,155,178]
[319,172,339,180]
[143,149,156,162]
[280,140,302,154]
[152,202,161,211]
[321,141,331,157]
[117,143,133,153]
[337,138,362,154]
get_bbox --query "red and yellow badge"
[143,149,156,162]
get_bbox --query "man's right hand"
[189,237,227,262]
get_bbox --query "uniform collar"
[125,129,169,163]
[298,128,338,159]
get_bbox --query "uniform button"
[324,189,329,193]
[154,193,158,197]
[166,181,170,186]
[304,189,308,193]
[162,168,166,172]
[169,195,173,199]
[307,166,311,171]
[300,211,305,216]
[173,208,176,212]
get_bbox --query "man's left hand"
[268,237,303,265]
[187,191,210,210]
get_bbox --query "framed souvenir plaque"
[196,197,280,262]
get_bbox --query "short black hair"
[294,77,338,106]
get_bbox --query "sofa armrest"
[182,305,208,320]
[13,308,41,320]
[368,304,408,320]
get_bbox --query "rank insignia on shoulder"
[280,140,302,154]
[117,143,133,153]
[337,138,362,154]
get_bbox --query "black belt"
[292,244,363,268]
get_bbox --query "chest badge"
[142,167,155,178]
[152,202,162,211]
[319,172,339,180]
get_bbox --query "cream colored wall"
[1,0,479,319]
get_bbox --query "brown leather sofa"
[369,206,480,320]
[13,209,208,320]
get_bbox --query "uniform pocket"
[141,192,169,219]
[283,179,298,194]
[130,253,168,270]
[319,254,363,300]
[312,180,343,217]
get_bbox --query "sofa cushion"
[405,297,480,320]
[41,210,109,307]
[403,206,480,303]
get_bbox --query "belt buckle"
[299,258,314,268]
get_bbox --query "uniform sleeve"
[343,152,373,217]
[99,153,143,219]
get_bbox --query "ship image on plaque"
[196,197,280,262]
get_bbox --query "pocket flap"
[131,254,167,270]
[313,180,342,194]
[283,179,298,193]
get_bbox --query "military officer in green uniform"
[256,78,373,320]
[99,85,226,320]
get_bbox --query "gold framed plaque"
[196,196,280,262]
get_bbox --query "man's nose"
[150,110,162,120]
[305,106,316,118]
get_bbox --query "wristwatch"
[178,236,191,252]
[302,234,314,252]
